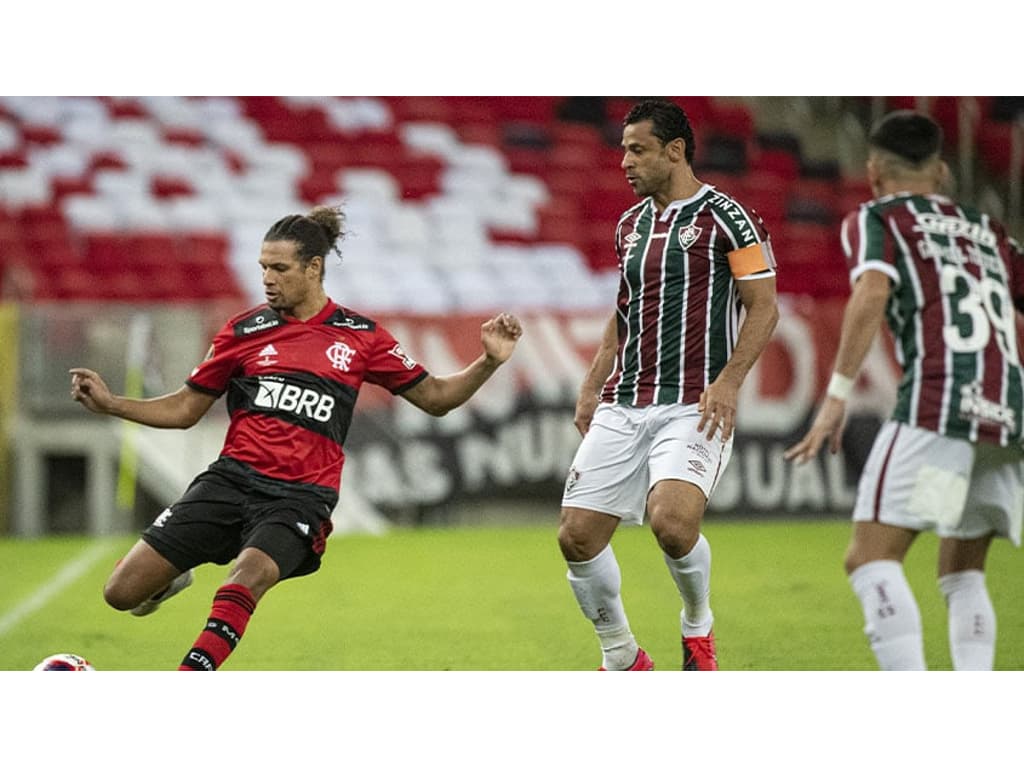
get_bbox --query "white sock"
[566,545,638,670]
[938,570,995,671]
[663,534,714,636]
[848,560,926,670]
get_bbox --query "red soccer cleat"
[599,647,655,671]
[682,631,718,671]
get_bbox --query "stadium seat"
[14,95,1001,307]
[977,119,1024,178]
[786,179,839,225]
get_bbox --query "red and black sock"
[178,583,256,671]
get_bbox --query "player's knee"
[102,578,138,612]
[651,523,698,560]
[648,509,699,559]
[557,524,585,561]
[557,520,597,562]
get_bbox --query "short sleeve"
[842,206,900,287]
[186,322,239,396]
[363,325,429,394]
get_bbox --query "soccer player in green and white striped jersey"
[558,99,779,670]
[786,110,1024,670]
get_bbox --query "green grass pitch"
[1,519,1021,671]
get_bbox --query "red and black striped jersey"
[187,299,428,505]
[842,192,1024,445]
[601,184,776,407]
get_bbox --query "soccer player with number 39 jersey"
[558,100,779,670]
[70,205,522,670]
[786,111,1024,670]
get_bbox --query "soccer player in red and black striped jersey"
[786,110,1024,670]
[558,100,779,670]
[70,205,522,670]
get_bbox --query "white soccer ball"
[33,653,95,671]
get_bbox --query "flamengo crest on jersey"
[842,193,1024,446]
[602,185,774,408]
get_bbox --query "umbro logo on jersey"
[624,232,642,243]
[678,225,703,250]
[687,459,707,476]
[258,344,278,367]
[296,522,310,536]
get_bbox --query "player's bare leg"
[938,534,995,670]
[103,539,186,612]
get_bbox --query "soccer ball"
[33,653,95,671]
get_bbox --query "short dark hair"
[264,205,346,277]
[623,99,696,165]
[868,110,943,166]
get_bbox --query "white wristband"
[826,372,854,401]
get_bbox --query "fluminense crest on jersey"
[678,225,702,250]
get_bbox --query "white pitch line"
[0,540,116,637]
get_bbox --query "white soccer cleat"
[131,569,194,617]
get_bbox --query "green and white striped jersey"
[601,184,776,407]
[841,192,1024,445]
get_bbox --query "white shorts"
[853,420,1024,546]
[561,403,733,525]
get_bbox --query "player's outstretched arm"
[784,269,890,464]
[70,367,217,429]
[401,312,523,417]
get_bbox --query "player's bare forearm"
[402,312,522,416]
[783,270,890,464]
[582,314,618,394]
[413,355,506,416]
[831,270,890,380]
[698,278,778,441]
[716,278,779,389]
[70,369,214,428]
[575,314,617,435]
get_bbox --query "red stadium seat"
[708,101,756,142]
[179,233,229,267]
[977,120,1024,178]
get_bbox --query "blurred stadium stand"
[1,96,1021,308]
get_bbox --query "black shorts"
[141,469,334,580]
